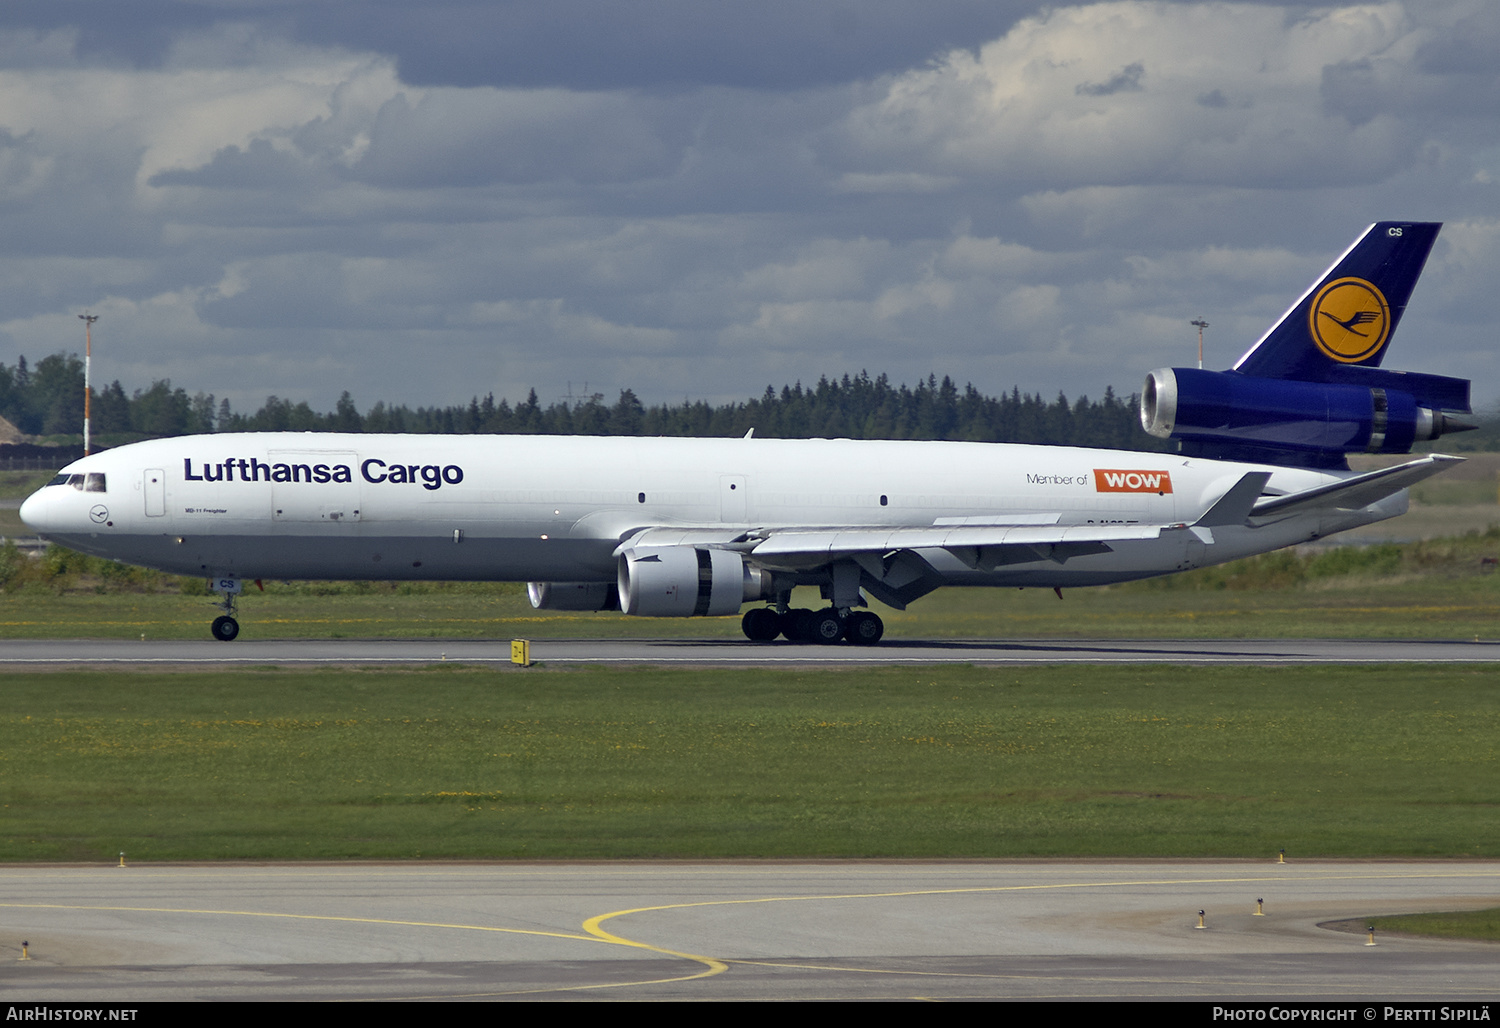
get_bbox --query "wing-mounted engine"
[1141,366,1473,466]
[617,545,772,617]
[527,581,620,611]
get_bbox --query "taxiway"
[3,861,1497,1001]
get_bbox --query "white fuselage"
[20,432,1397,594]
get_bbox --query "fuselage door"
[144,468,166,517]
[720,474,747,523]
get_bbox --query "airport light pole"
[1191,319,1208,370]
[79,313,98,455]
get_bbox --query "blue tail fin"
[1232,221,1439,382]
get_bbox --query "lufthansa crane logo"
[1308,277,1390,363]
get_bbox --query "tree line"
[0,352,1169,451]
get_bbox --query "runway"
[3,861,1496,1001]
[3,635,1500,667]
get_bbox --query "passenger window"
[86,473,107,493]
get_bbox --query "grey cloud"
[198,252,469,336]
[1415,6,1500,76]
[1324,7,1500,124]
[148,138,319,190]
[836,5,1434,193]
[1076,62,1145,97]
[288,0,1041,91]
[2,2,1499,415]
[1322,59,1394,128]
[0,147,160,266]
[199,256,365,331]
[0,1,218,68]
[0,0,1041,89]
[351,90,681,187]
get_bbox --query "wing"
[745,522,1165,567]
[620,517,1179,611]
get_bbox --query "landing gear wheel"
[742,607,782,642]
[809,608,844,645]
[211,615,240,642]
[845,610,884,645]
[781,608,813,642]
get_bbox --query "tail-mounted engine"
[1141,367,1473,465]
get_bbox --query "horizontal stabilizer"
[1195,472,1272,528]
[1251,455,1463,518]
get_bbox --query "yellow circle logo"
[1308,277,1390,363]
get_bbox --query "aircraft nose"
[19,487,56,535]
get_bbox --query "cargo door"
[269,451,362,523]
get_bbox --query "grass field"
[3,664,1496,862]
[6,567,1500,641]
[1372,908,1500,942]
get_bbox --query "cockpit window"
[44,473,104,490]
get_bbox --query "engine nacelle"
[618,546,771,617]
[527,581,620,611]
[1141,367,1465,457]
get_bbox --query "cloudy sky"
[1,0,1496,415]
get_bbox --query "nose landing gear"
[209,576,247,642]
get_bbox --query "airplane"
[20,221,1474,645]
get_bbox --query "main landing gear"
[742,561,883,644]
[740,606,884,645]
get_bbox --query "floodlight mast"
[78,313,98,455]
[1190,319,1209,370]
